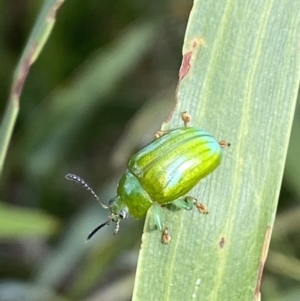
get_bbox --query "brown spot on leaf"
[178,51,192,81]
[254,226,272,299]
[47,0,65,22]
[178,37,206,82]
[12,43,38,101]
[161,37,207,130]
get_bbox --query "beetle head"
[65,173,128,241]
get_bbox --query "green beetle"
[66,112,229,243]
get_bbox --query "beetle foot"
[154,130,168,139]
[181,111,192,127]
[194,200,209,214]
[161,227,171,244]
[219,140,231,148]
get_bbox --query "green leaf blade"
[132,1,300,300]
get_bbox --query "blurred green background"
[0,1,300,300]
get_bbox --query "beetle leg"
[152,203,172,244]
[161,227,171,244]
[154,130,168,139]
[219,140,231,148]
[181,111,192,127]
[154,111,192,139]
[171,197,194,210]
[152,203,164,231]
[192,198,209,214]
[172,196,209,214]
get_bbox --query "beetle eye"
[119,210,127,219]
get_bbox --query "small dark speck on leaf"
[219,237,225,248]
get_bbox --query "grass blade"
[0,0,65,173]
[132,1,300,300]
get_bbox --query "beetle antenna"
[65,173,108,209]
[86,220,110,241]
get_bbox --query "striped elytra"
[66,113,228,242]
